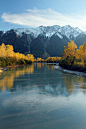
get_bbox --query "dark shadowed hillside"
[0,25,86,58]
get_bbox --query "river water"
[0,63,86,129]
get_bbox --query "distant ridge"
[0,25,86,58]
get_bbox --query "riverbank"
[46,63,59,65]
[0,64,31,74]
[0,66,11,74]
[54,65,86,77]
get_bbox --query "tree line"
[59,41,86,72]
[45,40,86,72]
[0,43,34,67]
[0,41,86,72]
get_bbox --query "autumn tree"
[0,46,2,57]
[0,43,34,66]
[0,43,6,57]
[62,41,77,59]
[79,43,86,61]
[27,54,34,62]
[6,45,14,57]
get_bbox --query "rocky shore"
[0,64,32,74]
[54,65,86,77]
[0,65,20,74]
[0,66,11,74]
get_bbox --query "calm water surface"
[0,63,86,129]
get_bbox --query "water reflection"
[1,63,86,129]
[0,63,86,96]
[62,73,86,94]
[0,64,34,92]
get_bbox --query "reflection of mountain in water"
[0,63,86,96]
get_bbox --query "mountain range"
[0,25,86,58]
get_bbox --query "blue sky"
[1,0,86,31]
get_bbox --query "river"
[0,63,86,129]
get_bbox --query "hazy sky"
[1,0,86,31]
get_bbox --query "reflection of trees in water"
[62,73,86,95]
[0,63,86,96]
[37,63,42,69]
[29,65,86,96]
[0,64,34,92]
[22,64,69,96]
[62,74,75,95]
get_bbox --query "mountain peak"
[75,27,83,33]
[63,25,71,28]
[13,25,84,40]
[0,25,86,58]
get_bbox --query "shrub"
[0,58,6,67]
[19,59,26,64]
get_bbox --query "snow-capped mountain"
[14,25,84,40]
[0,25,86,58]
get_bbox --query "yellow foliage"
[6,45,14,57]
[0,43,34,63]
[37,58,42,62]
[27,54,34,62]
[46,57,61,62]
[0,43,6,57]
[62,41,77,59]
[62,41,86,62]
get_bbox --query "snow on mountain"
[46,31,55,37]
[60,25,82,40]
[55,32,63,39]
[14,25,84,40]
[75,27,83,33]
